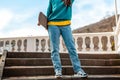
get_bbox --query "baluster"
[45,38,49,52]
[90,36,94,51]
[14,39,18,52]
[5,40,10,51]
[40,38,45,52]
[107,36,112,51]
[23,39,27,52]
[0,40,3,52]
[36,38,39,52]
[60,37,63,53]
[114,35,118,51]
[98,36,103,51]
[38,38,42,52]
[2,40,5,51]
[48,38,51,52]
[82,36,86,52]
[9,40,12,52]
[62,40,66,52]
[20,39,24,52]
[74,36,79,52]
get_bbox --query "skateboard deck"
[38,12,48,29]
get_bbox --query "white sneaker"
[74,71,88,78]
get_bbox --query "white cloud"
[0,8,43,38]
[0,0,119,38]
[13,9,38,23]
[0,9,13,30]
[71,0,115,30]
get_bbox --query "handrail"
[0,32,115,53]
[0,50,7,80]
[115,15,120,35]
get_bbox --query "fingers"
[37,23,40,26]
[63,0,71,6]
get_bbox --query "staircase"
[1,52,120,80]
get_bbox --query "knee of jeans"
[67,47,78,55]
[51,48,59,55]
[67,46,76,51]
[51,47,59,52]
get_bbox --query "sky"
[0,0,120,38]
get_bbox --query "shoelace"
[76,71,88,77]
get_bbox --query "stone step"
[3,66,120,77]
[7,52,120,59]
[5,58,120,66]
[2,75,120,80]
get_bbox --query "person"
[47,0,87,79]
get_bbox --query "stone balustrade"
[0,32,116,53]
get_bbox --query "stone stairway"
[1,52,120,80]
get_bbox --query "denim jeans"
[48,25,84,73]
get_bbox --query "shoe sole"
[81,77,88,80]
[74,75,88,78]
[56,77,63,80]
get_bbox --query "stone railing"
[115,16,120,53]
[0,32,116,53]
[0,50,7,79]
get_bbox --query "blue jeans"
[48,25,84,73]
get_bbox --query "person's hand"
[37,22,40,26]
[63,0,71,6]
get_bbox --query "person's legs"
[60,25,87,76]
[48,26,62,76]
